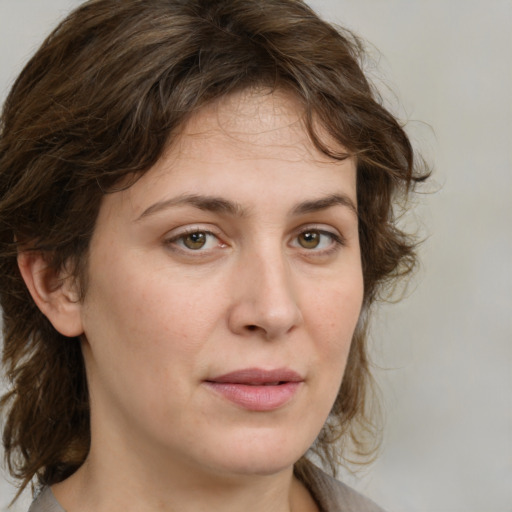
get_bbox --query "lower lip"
[204,381,301,411]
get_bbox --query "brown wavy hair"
[0,0,428,495]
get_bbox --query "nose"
[227,248,303,340]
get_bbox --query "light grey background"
[1,1,511,511]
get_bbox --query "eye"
[167,230,223,251]
[291,228,343,252]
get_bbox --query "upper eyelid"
[164,229,224,254]
[292,224,344,239]
[164,224,222,239]
[165,223,342,236]
[163,223,345,245]
[291,230,343,246]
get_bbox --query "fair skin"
[19,89,363,512]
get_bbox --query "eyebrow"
[291,193,358,216]
[136,192,357,221]
[136,194,246,220]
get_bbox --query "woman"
[0,1,427,511]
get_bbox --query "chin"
[211,455,298,479]
[201,431,311,478]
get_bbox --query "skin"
[20,89,363,512]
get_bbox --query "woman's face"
[78,89,363,479]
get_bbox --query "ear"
[17,251,84,337]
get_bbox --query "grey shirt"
[28,465,386,512]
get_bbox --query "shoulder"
[299,462,387,512]
[28,487,65,512]
[27,467,386,512]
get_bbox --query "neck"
[52,443,317,512]
[51,399,319,512]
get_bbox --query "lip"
[204,367,304,411]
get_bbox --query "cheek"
[304,275,363,381]
[308,275,363,339]
[80,270,206,421]
[81,253,224,376]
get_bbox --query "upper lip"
[206,367,303,385]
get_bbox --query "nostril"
[246,325,258,331]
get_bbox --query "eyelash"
[164,228,224,253]
[291,228,345,254]
[164,226,345,256]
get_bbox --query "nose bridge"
[254,242,293,304]
[229,237,302,339]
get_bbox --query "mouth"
[206,367,303,384]
[243,382,282,386]
[204,367,304,411]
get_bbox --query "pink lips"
[204,368,303,411]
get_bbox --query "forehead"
[98,88,356,223]
[169,88,346,168]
